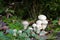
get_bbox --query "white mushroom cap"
[36,20,42,32]
[36,25,42,29]
[41,20,48,30]
[36,20,42,25]
[22,21,29,29]
[42,25,47,30]
[38,15,47,20]
[42,20,48,25]
[32,23,37,31]
[22,21,29,26]
[36,25,42,33]
[32,23,37,27]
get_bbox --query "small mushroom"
[32,23,37,27]
[36,20,42,25]
[22,21,29,29]
[36,20,42,33]
[38,15,47,20]
[32,23,37,31]
[41,20,48,30]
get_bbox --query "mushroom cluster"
[22,15,48,34]
[32,15,48,34]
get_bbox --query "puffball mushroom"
[38,15,47,20]
[36,20,42,29]
[36,20,42,33]
[22,21,29,29]
[41,20,48,30]
[36,24,43,33]
[36,20,42,25]
[32,23,37,27]
[32,23,37,31]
